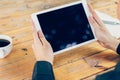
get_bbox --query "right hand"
[88,5,120,51]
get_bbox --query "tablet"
[31,0,96,54]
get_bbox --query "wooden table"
[0,0,120,80]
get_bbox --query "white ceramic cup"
[0,35,12,58]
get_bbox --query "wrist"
[36,58,53,65]
[108,38,120,51]
[36,60,53,65]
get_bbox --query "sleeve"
[95,62,120,80]
[32,61,55,80]
[95,44,120,80]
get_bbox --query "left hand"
[32,22,54,65]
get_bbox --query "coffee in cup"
[0,35,12,58]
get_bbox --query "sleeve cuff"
[32,61,55,80]
[36,61,53,74]
[95,70,116,80]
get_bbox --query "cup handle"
[0,50,5,58]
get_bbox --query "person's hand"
[117,0,120,19]
[88,4,120,51]
[32,22,54,65]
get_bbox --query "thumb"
[37,30,45,38]
[37,31,47,45]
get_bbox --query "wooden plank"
[0,0,120,80]
[54,50,120,80]
[0,40,106,80]
[82,68,114,80]
[89,0,118,18]
[0,40,116,80]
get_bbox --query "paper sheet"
[95,11,120,38]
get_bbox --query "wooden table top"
[0,0,120,80]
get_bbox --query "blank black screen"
[37,3,95,52]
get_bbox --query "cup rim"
[0,35,12,49]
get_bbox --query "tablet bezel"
[31,0,96,55]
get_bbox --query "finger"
[32,29,43,46]
[88,16,99,30]
[31,19,43,45]
[38,30,45,38]
[38,31,48,45]
[88,4,104,26]
[88,4,94,14]
[88,16,101,38]
[33,30,43,46]
[97,40,106,48]
[33,36,43,47]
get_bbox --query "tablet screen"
[37,3,95,52]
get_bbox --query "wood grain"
[0,0,120,80]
